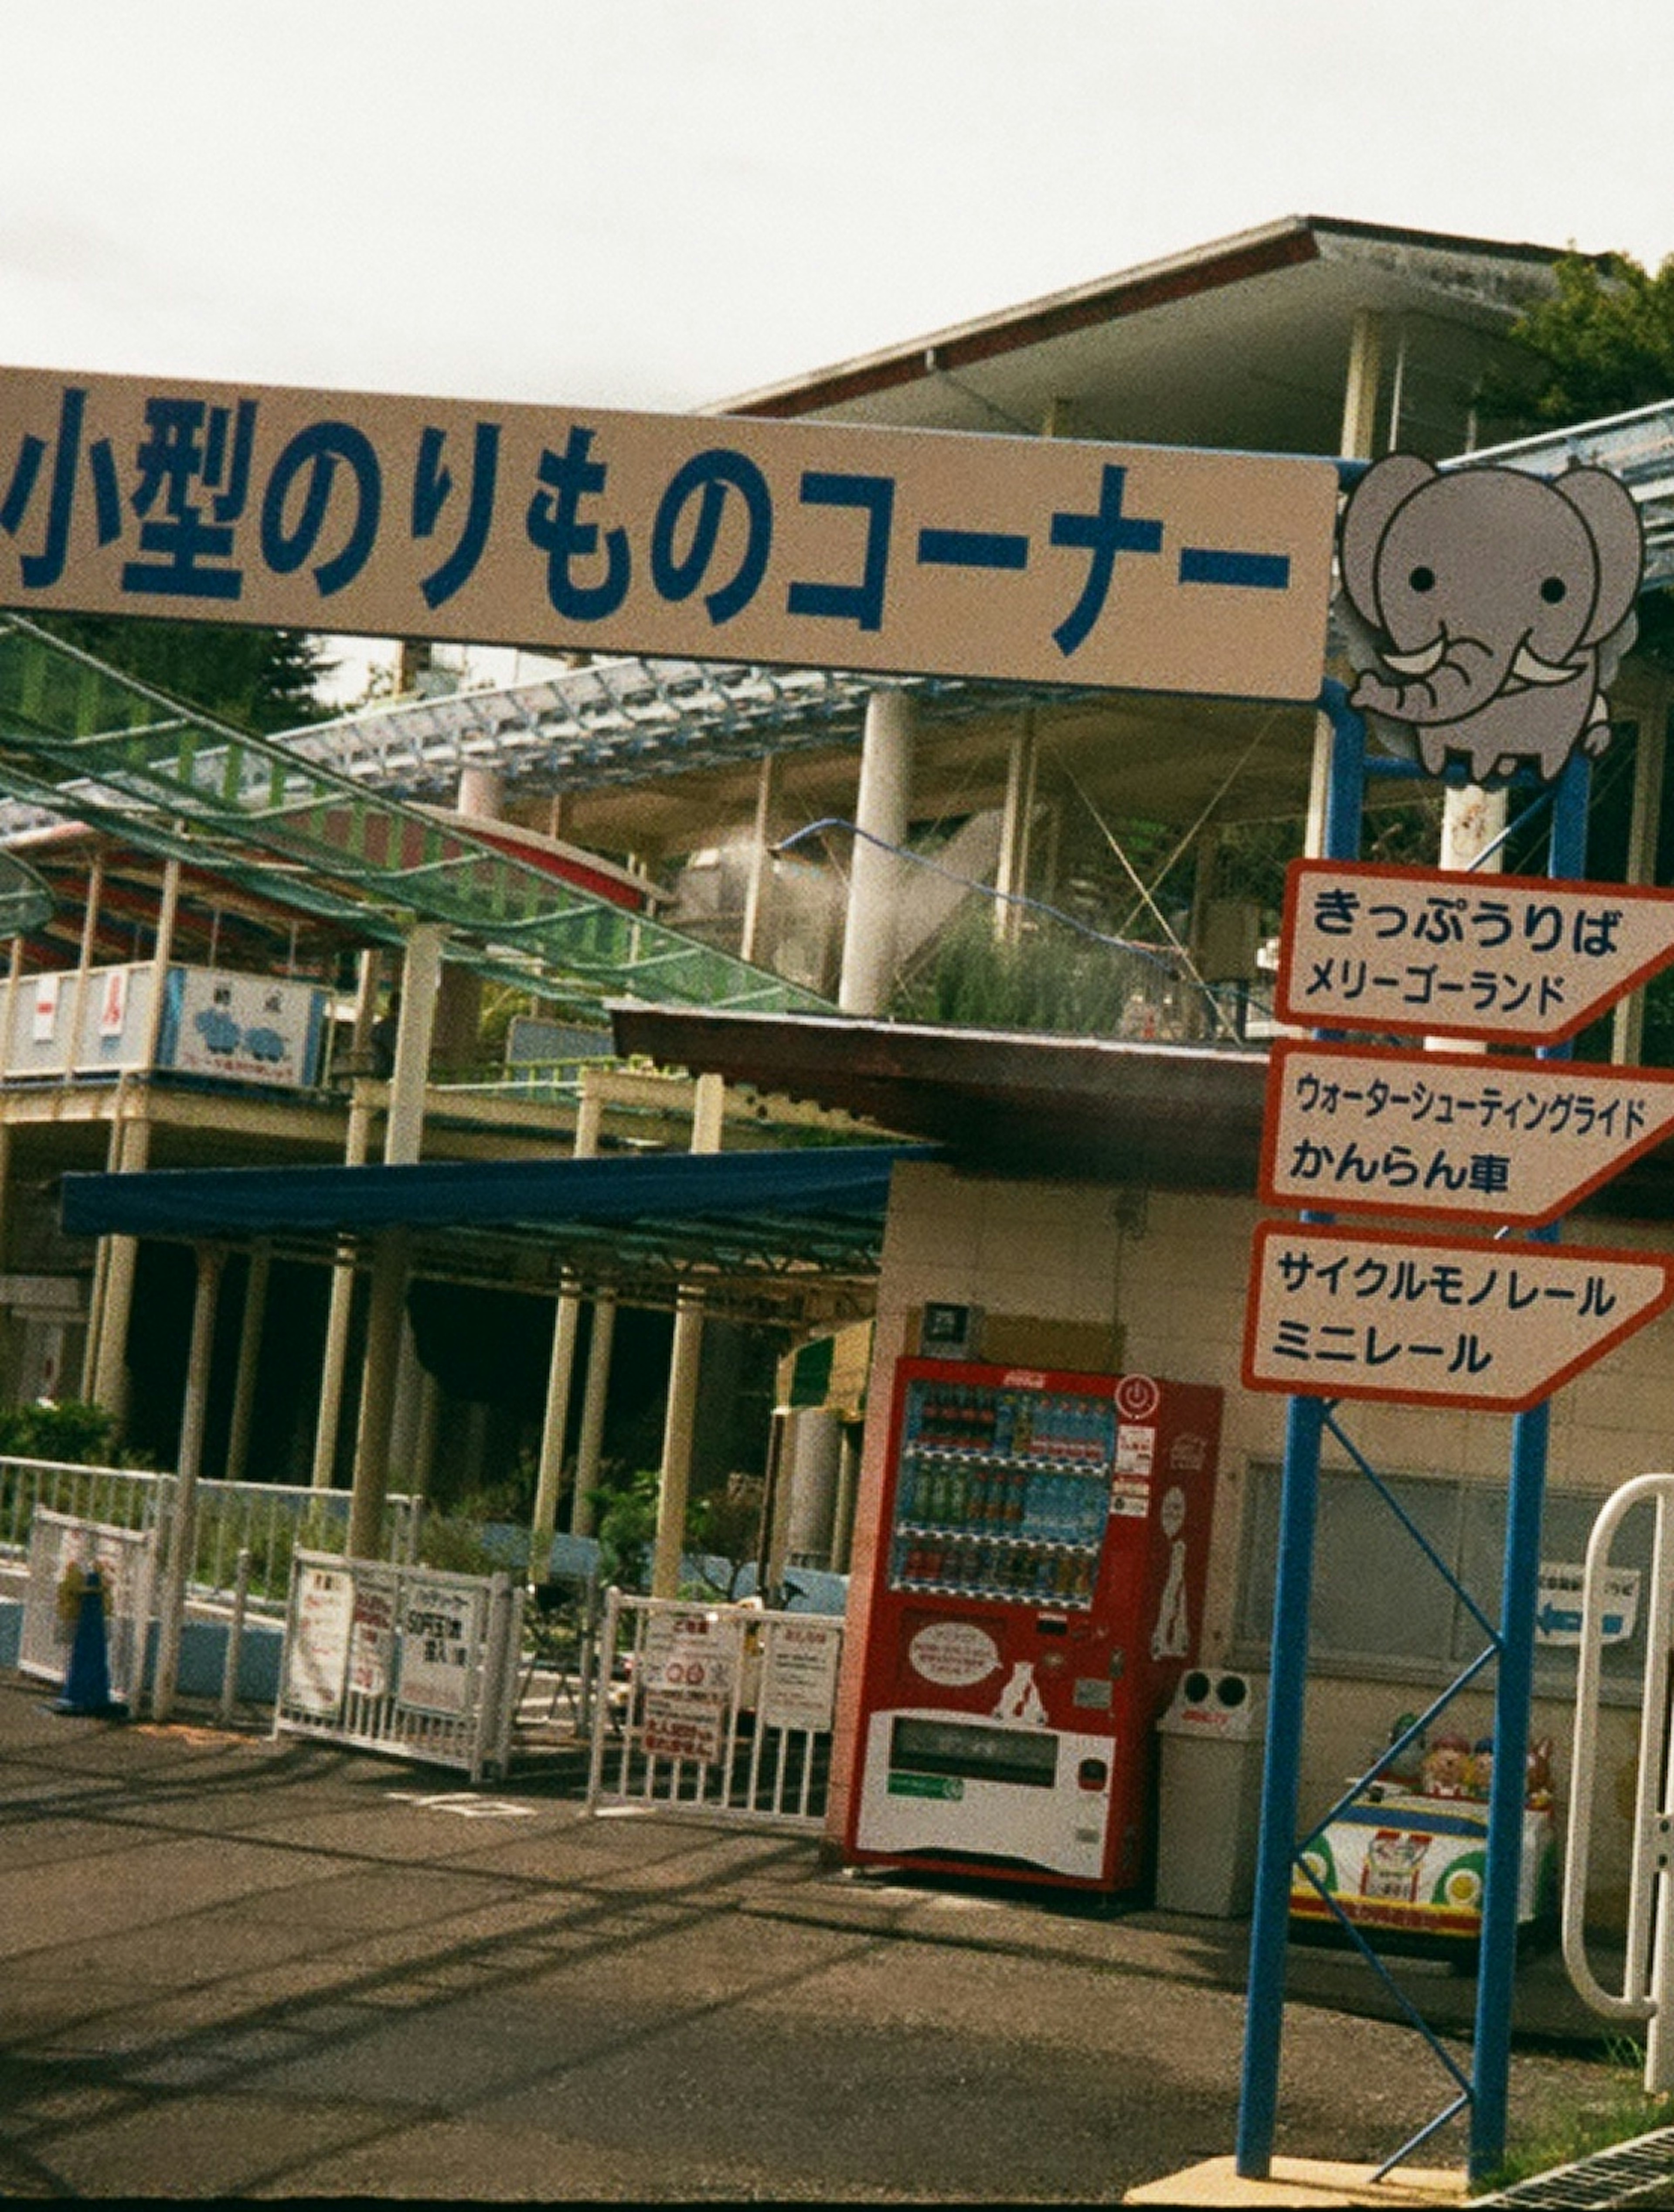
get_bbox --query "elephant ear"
[1338,454,1436,627]
[1557,466,1644,647]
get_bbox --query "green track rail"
[0,615,833,1020]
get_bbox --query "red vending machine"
[846,1357,1223,1892]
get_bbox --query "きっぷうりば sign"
[1261,1041,1674,1228]
[0,366,1339,702]
[1242,1221,1674,1413]
[1277,861,1674,1046]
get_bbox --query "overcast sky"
[7,0,1673,692]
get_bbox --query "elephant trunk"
[1352,631,1510,726]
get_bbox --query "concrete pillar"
[457,765,505,821]
[223,1240,271,1484]
[530,1085,605,1567]
[1432,784,1508,1053]
[570,1291,616,1538]
[831,1421,861,1575]
[1615,691,1671,1066]
[740,751,779,966]
[62,851,104,1078]
[650,1074,725,1598]
[90,1111,151,1421]
[785,1408,843,1568]
[1307,313,1384,860]
[311,1084,375,1489]
[838,688,916,1016]
[412,1369,442,1501]
[152,1244,224,1721]
[386,1315,425,1486]
[346,926,444,1558]
[994,710,1038,944]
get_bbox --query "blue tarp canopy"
[59,1143,930,1323]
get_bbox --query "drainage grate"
[1472,2125,1674,2208]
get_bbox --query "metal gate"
[274,1550,523,1782]
[586,1592,845,1831]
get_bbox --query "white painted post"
[531,1085,605,1568]
[311,1083,375,1490]
[837,688,916,1016]
[1306,314,1382,859]
[223,1240,271,1485]
[740,751,779,966]
[570,1292,616,1538]
[650,1074,724,1598]
[1615,687,1671,1067]
[152,1245,225,1722]
[347,924,444,1559]
[994,710,1037,944]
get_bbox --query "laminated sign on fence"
[275,1551,521,1781]
[589,1594,845,1833]
[20,1506,157,1707]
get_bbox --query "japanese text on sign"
[397,1585,482,1715]
[1278,862,1674,1044]
[1243,1221,1674,1411]
[0,366,1339,701]
[1262,1041,1674,1227]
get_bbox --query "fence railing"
[587,1592,845,1831]
[274,1550,523,1781]
[0,1457,421,1613]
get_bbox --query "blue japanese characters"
[0,365,1339,700]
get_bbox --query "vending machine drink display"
[846,1357,1223,1892]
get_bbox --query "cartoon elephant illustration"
[1337,454,1643,782]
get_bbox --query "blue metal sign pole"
[1469,746,1591,2182]
[1236,684,1365,2178]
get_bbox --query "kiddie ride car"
[1289,1722,1558,1963]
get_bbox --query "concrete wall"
[832,1160,1662,1922]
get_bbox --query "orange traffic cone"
[53,1566,127,1718]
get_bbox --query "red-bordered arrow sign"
[1243,1220,1674,1413]
[1260,1040,1674,1228]
[1277,860,1674,1045]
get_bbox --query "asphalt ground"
[0,1678,1643,2203]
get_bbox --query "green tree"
[33,612,333,734]
[1500,250,1674,429]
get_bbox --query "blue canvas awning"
[59,1142,933,1325]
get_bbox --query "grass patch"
[1491,2034,1674,2188]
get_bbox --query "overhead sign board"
[1277,860,1674,1045]
[1242,1220,1674,1412]
[1261,1040,1674,1228]
[0,364,1339,702]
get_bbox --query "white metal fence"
[586,1592,845,1831]
[274,1550,523,1781]
[17,1507,158,1706]
[0,1457,422,1614]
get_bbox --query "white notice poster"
[287,1564,354,1715]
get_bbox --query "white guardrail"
[0,1457,421,1614]
[1564,1472,1674,2091]
[586,1592,845,1832]
[274,1550,524,1782]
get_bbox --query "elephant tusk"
[1380,636,1447,678]
[1509,641,1580,687]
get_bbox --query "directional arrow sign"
[1534,1562,1640,1647]
[1260,1040,1674,1227]
[1277,860,1674,1045]
[1242,1221,1674,1412]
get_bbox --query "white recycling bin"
[1155,1669,1268,1917]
